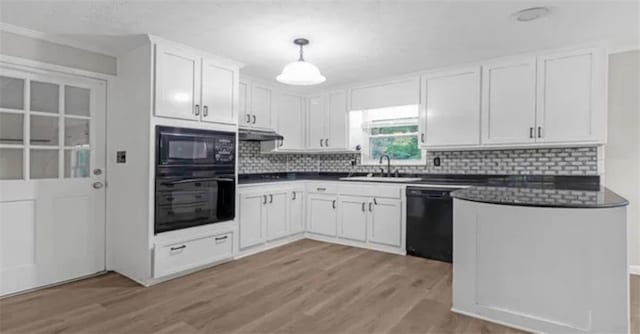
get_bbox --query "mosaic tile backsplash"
[238,141,599,176]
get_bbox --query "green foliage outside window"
[370,136,421,160]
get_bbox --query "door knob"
[93,182,104,189]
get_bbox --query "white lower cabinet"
[369,198,403,247]
[289,188,305,234]
[265,191,288,242]
[239,191,266,249]
[154,232,233,278]
[338,196,368,242]
[307,194,338,237]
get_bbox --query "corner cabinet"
[421,66,482,149]
[154,42,239,125]
[306,91,347,150]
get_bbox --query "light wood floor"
[0,240,638,334]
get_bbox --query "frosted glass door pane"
[64,118,89,146]
[0,76,25,110]
[30,115,59,146]
[30,81,59,114]
[0,113,24,144]
[64,149,90,178]
[64,86,90,116]
[0,148,23,179]
[30,149,58,179]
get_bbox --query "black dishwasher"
[406,187,459,263]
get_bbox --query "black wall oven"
[155,126,236,234]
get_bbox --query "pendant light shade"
[276,38,326,86]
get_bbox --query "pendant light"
[276,38,326,86]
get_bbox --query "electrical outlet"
[433,157,441,167]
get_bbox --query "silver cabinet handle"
[421,133,425,143]
[194,104,200,116]
[529,127,534,139]
[263,195,267,204]
[332,200,336,209]
[373,197,377,205]
[246,114,251,123]
[369,202,373,212]
[269,194,273,203]
[291,192,296,200]
[215,236,228,241]
[325,138,329,147]
[538,126,543,138]
[93,182,104,189]
[170,245,186,251]
[320,139,324,147]
[252,115,256,124]
[361,202,365,212]
[317,187,326,191]
[203,105,208,117]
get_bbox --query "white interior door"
[0,66,106,296]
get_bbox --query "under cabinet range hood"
[238,128,284,141]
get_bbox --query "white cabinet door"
[482,58,537,145]
[289,189,305,234]
[338,196,367,242]
[307,194,337,237]
[201,58,236,124]
[155,44,200,120]
[369,198,402,247]
[250,84,272,129]
[327,91,347,150]
[238,80,251,127]
[266,191,288,241]
[307,96,326,149]
[423,67,481,147]
[276,93,305,150]
[536,48,605,143]
[239,192,265,249]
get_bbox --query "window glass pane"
[0,113,24,144]
[0,148,23,179]
[65,86,90,116]
[30,149,58,179]
[64,118,89,146]
[64,149,90,178]
[370,136,421,161]
[371,125,418,135]
[0,76,25,110]
[30,81,59,114]
[30,115,59,146]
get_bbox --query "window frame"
[358,116,426,166]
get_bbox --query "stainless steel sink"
[339,176,423,183]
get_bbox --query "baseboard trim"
[630,265,640,276]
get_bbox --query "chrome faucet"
[379,154,391,177]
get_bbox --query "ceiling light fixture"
[512,7,550,22]
[276,38,326,86]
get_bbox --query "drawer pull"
[317,187,326,191]
[170,245,186,251]
[215,236,228,241]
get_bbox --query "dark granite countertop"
[450,186,628,208]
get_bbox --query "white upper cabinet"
[306,95,327,150]
[155,44,200,121]
[305,91,348,151]
[422,66,481,148]
[275,93,305,150]
[201,57,236,124]
[154,41,239,124]
[250,84,273,129]
[327,91,347,149]
[238,80,251,126]
[481,58,537,145]
[536,48,606,144]
[350,77,419,111]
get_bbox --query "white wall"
[0,30,117,75]
[605,50,640,270]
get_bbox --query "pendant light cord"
[298,44,304,61]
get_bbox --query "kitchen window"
[349,105,425,165]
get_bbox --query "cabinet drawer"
[306,182,337,194]
[338,183,401,199]
[154,232,233,278]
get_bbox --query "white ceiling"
[1,1,639,89]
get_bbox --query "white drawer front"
[337,183,401,199]
[306,182,337,194]
[154,232,233,278]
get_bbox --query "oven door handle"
[160,177,235,186]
